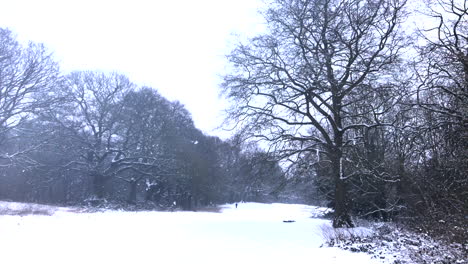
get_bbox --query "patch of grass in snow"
[0,203,55,216]
[193,206,223,213]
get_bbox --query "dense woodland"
[0,0,466,242]
[0,29,288,209]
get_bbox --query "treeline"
[0,28,287,209]
[222,0,467,240]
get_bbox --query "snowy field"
[0,201,386,264]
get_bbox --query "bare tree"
[115,88,183,204]
[223,0,408,227]
[415,0,467,128]
[44,71,159,199]
[408,0,468,223]
[0,28,59,161]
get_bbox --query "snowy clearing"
[0,201,389,264]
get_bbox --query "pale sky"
[0,0,266,138]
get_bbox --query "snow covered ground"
[0,201,387,264]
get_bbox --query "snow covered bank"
[323,221,467,264]
[0,201,381,264]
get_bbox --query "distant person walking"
[235,203,238,209]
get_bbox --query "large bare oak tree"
[223,0,408,227]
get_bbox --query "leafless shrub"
[320,224,372,246]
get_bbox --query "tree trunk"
[92,172,106,199]
[331,151,354,228]
[128,180,137,204]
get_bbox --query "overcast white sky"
[0,0,266,138]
